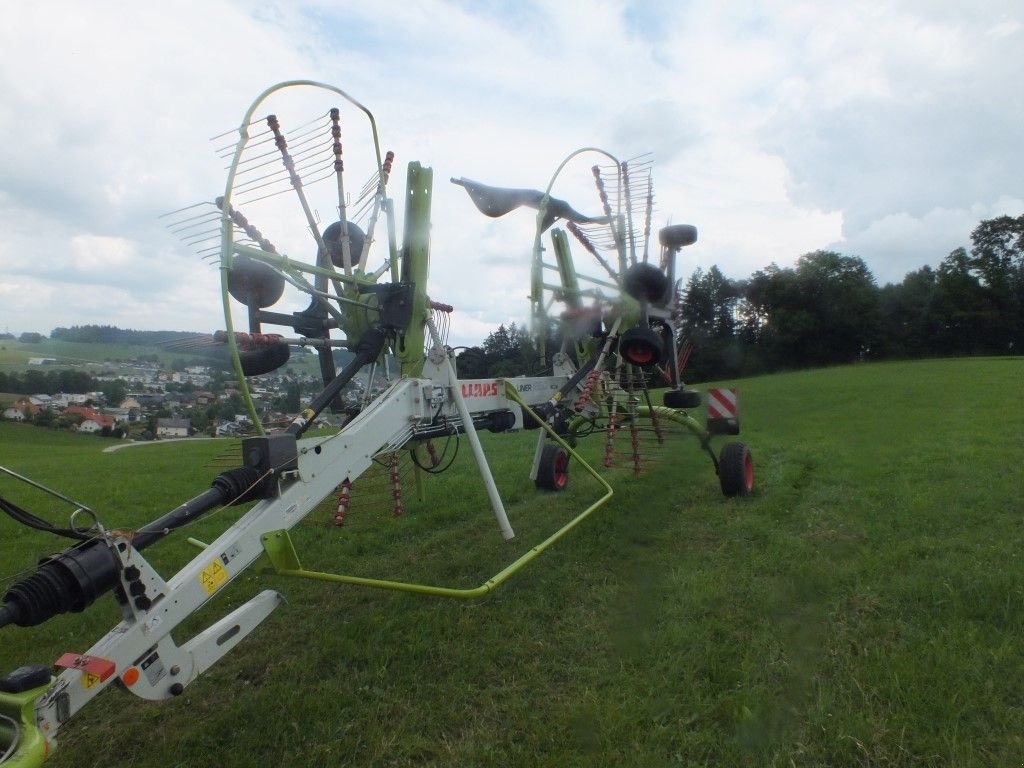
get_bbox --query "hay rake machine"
[0,81,752,766]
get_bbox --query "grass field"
[0,339,180,371]
[1,357,1022,767]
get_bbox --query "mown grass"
[1,357,1022,767]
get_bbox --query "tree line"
[0,369,124,401]
[49,325,197,345]
[458,214,1024,381]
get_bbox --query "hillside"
[1,357,1022,766]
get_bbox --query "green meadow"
[1,357,1022,767]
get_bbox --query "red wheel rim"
[554,454,569,489]
[624,343,654,365]
[743,452,754,490]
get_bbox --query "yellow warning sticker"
[199,558,229,595]
[81,672,101,689]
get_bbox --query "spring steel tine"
[251,155,326,192]
[228,111,328,153]
[295,167,338,189]
[209,113,268,143]
[167,216,219,236]
[350,196,375,223]
[357,155,389,272]
[215,128,279,159]
[231,129,330,174]
[159,200,214,220]
[182,227,224,246]
[355,171,382,202]
[285,135,333,165]
[234,159,336,200]
[566,221,619,280]
[353,157,392,210]
[167,214,220,235]
[233,175,300,202]
[292,149,334,176]
[232,162,295,192]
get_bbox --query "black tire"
[664,388,701,409]
[239,341,290,376]
[718,442,754,497]
[535,443,570,491]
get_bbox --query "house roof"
[82,415,116,428]
[157,418,191,429]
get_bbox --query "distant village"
[2,356,385,439]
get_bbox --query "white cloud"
[0,0,1021,350]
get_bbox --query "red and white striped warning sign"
[707,388,738,420]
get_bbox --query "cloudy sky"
[1,1,1021,347]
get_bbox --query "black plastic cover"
[0,664,51,693]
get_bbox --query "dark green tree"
[931,247,995,355]
[455,347,488,378]
[878,266,941,358]
[969,214,1024,352]
[740,252,879,369]
[679,266,746,379]
[100,379,129,406]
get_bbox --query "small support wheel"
[664,388,701,409]
[536,443,570,491]
[718,442,754,497]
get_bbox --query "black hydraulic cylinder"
[286,327,387,437]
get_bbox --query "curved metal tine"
[181,227,223,246]
[291,149,334,177]
[235,163,334,207]
[159,200,215,220]
[210,118,266,155]
[167,213,220,235]
[209,113,266,143]
[235,144,328,187]
[356,169,383,201]
[294,167,337,189]
[285,135,332,165]
[231,124,330,173]
[232,165,293,195]
[350,195,377,224]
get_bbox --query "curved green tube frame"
[260,383,613,598]
[218,80,388,434]
[0,681,52,767]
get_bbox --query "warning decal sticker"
[81,672,101,689]
[199,558,229,595]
